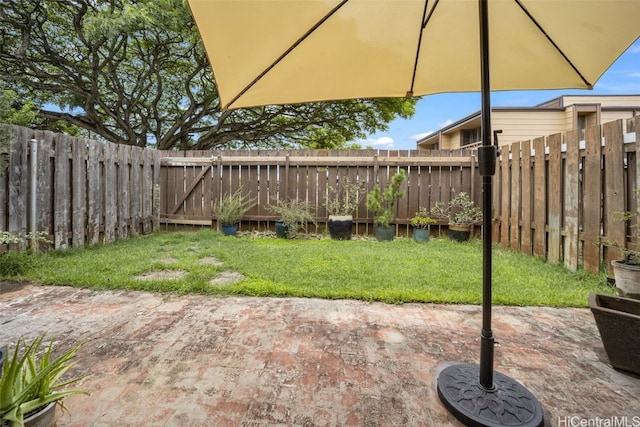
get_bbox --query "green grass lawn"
[0,230,613,307]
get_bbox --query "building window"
[462,127,481,146]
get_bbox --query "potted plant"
[0,335,89,427]
[605,194,640,298]
[589,293,640,375]
[430,191,482,242]
[410,207,436,242]
[325,176,364,240]
[366,170,406,241]
[212,188,256,236]
[267,199,316,239]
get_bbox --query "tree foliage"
[0,0,417,150]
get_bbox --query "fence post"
[29,139,37,250]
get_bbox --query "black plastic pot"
[448,224,471,242]
[328,215,353,240]
[589,293,640,375]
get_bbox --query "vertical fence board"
[103,142,117,243]
[500,145,511,247]
[603,120,626,271]
[129,146,142,236]
[8,129,28,244]
[87,140,102,244]
[564,130,580,271]
[583,125,602,274]
[118,145,130,239]
[53,134,71,248]
[36,132,53,239]
[520,140,532,255]
[407,166,420,221]
[152,150,161,230]
[547,133,562,264]
[492,150,503,242]
[510,142,521,251]
[532,137,547,258]
[72,137,87,247]
[142,150,153,233]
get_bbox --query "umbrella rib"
[408,0,439,98]
[224,0,350,109]
[514,0,592,88]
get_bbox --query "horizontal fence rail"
[0,126,161,251]
[158,149,481,237]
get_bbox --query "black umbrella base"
[437,363,544,427]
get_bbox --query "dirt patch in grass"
[135,270,187,281]
[209,271,245,286]
[198,257,223,266]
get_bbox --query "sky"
[357,40,640,150]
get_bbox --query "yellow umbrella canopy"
[189,0,640,110]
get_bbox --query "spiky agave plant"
[0,335,89,427]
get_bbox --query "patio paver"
[1,283,639,426]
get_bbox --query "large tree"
[0,0,417,150]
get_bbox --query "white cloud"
[439,119,455,128]
[355,136,395,148]
[630,45,640,54]
[371,136,394,147]
[409,132,433,141]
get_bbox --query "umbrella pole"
[478,0,495,390]
[436,1,544,426]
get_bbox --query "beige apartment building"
[417,95,640,150]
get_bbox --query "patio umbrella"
[187,1,640,426]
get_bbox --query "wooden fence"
[3,117,639,276]
[493,116,640,274]
[0,126,161,251]
[158,149,480,237]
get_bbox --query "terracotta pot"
[589,293,640,375]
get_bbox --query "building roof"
[417,94,640,148]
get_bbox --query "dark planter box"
[589,293,640,375]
